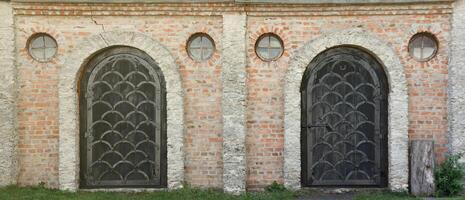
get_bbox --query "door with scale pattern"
[79,47,166,188]
[301,47,388,187]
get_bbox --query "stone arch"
[283,29,408,191]
[59,31,184,191]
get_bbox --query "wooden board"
[410,140,435,196]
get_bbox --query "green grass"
[354,191,419,200]
[2,186,465,200]
[354,191,465,200]
[0,185,296,200]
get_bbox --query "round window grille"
[187,33,215,61]
[255,33,284,61]
[408,33,438,61]
[28,33,58,62]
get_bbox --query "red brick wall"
[15,14,224,188]
[245,14,450,189]
[16,25,62,187]
[12,2,451,190]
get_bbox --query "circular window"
[255,33,284,61]
[408,33,438,61]
[187,33,215,61]
[28,33,58,62]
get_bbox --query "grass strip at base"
[0,185,296,200]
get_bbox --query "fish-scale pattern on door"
[308,56,381,185]
[83,54,162,187]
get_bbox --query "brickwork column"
[222,13,247,194]
[0,1,17,186]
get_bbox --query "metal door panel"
[301,47,388,187]
[79,47,166,188]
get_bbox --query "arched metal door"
[79,47,166,188]
[301,47,388,187]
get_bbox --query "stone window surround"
[58,31,184,191]
[283,29,409,191]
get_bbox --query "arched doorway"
[79,46,167,188]
[301,47,388,187]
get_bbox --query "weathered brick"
[2,1,453,191]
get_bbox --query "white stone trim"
[283,28,409,191]
[0,1,17,187]
[221,14,247,194]
[449,0,465,158]
[58,31,184,191]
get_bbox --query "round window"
[255,33,284,61]
[28,33,58,62]
[187,33,215,61]
[408,33,438,61]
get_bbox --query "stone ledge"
[237,0,454,3]
[10,0,454,3]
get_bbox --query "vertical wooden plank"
[410,140,435,196]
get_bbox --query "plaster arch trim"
[283,29,409,191]
[58,31,184,191]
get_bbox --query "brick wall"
[11,2,451,190]
[246,13,451,189]
[14,13,224,188]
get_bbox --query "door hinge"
[302,124,333,131]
